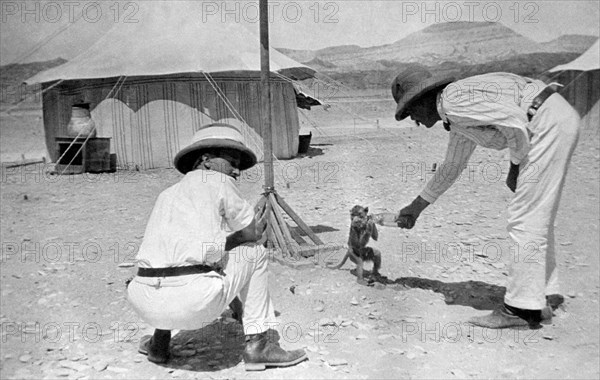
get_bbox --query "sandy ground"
[1,97,599,379]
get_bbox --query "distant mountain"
[341,22,542,68]
[278,45,363,63]
[1,58,67,104]
[276,48,317,64]
[1,58,67,85]
[277,22,597,71]
[276,22,597,90]
[541,34,599,53]
[315,51,581,90]
[303,57,338,71]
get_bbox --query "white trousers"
[505,93,581,310]
[127,244,275,335]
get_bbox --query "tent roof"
[26,1,314,84]
[549,39,600,72]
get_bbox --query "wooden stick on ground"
[269,193,299,258]
[268,209,289,258]
[288,223,309,246]
[274,192,324,245]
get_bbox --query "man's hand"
[396,196,430,229]
[506,162,519,193]
[225,197,271,251]
[254,197,271,244]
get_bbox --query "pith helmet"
[391,66,454,120]
[173,123,257,174]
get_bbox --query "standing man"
[127,123,307,370]
[391,67,580,328]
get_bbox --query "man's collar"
[436,92,451,131]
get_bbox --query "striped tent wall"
[42,73,300,170]
[552,69,600,131]
[555,70,600,120]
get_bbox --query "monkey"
[328,205,382,285]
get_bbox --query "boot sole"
[245,353,308,371]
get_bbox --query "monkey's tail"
[328,254,348,269]
[327,247,351,269]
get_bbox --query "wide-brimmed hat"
[392,66,455,121]
[174,123,257,174]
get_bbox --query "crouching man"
[127,123,307,370]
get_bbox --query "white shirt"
[420,72,548,203]
[136,170,254,268]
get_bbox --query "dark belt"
[527,85,557,122]
[137,264,221,277]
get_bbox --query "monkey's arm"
[368,219,379,241]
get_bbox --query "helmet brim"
[173,138,257,174]
[394,77,455,121]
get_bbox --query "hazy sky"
[1,0,599,65]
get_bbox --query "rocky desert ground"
[1,94,599,379]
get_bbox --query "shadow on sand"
[354,271,506,311]
[389,276,505,310]
[300,146,325,157]
[296,143,334,158]
[145,323,285,372]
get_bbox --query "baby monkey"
[329,205,382,285]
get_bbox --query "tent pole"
[258,0,342,264]
[259,0,274,190]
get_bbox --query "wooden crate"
[55,137,111,174]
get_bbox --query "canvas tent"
[26,1,315,169]
[548,39,599,130]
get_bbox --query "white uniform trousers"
[127,244,275,335]
[505,93,581,310]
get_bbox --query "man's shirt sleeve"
[499,126,528,165]
[219,179,255,232]
[420,131,477,204]
[442,113,528,165]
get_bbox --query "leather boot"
[468,304,543,329]
[138,329,170,364]
[468,305,529,329]
[541,306,553,325]
[546,294,565,310]
[541,294,564,325]
[243,331,307,371]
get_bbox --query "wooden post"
[259,0,274,191]
[257,0,334,265]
